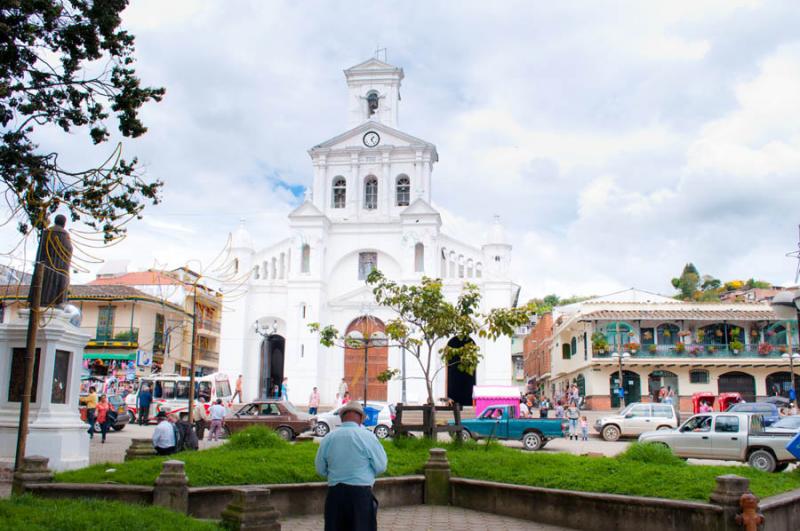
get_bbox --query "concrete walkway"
[281,505,575,530]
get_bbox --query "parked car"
[639,412,797,472]
[79,394,130,432]
[450,404,567,451]
[372,404,395,439]
[725,402,780,426]
[765,416,800,433]
[594,402,679,441]
[224,400,313,440]
[313,402,389,437]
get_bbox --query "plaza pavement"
[280,505,576,530]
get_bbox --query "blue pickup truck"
[450,404,567,450]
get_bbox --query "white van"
[126,372,233,422]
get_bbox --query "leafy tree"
[1,1,165,240]
[671,263,700,300]
[542,294,560,307]
[700,275,721,291]
[724,280,745,291]
[310,270,536,411]
[745,278,772,289]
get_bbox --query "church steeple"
[344,57,404,129]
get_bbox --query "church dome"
[486,215,509,245]
[231,219,254,250]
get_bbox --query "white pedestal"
[0,308,91,471]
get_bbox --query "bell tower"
[344,57,404,129]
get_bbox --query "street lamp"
[611,351,631,407]
[770,290,800,401]
[254,319,279,399]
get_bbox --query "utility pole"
[14,246,44,471]
[187,285,198,423]
[616,321,625,408]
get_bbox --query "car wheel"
[602,425,621,442]
[277,426,294,441]
[452,429,472,442]
[748,449,777,473]
[374,424,390,439]
[315,422,330,437]
[656,425,672,431]
[112,424,125,431]
[522,432,543,451]
[93,421,101,433]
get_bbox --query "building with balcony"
[524,312,554,396]
[88,267,223,375]
[547,289,798,411]
[0,284,187,377]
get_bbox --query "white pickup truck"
[638,412,796,472]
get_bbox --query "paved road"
[282,505,575,531]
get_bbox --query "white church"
[219,57,520,406]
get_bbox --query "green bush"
[0,494,217,530]
[224,425,288,450]
[618,442,685,467]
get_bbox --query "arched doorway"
[610,370,641,408]
[259,335,285,399]
[344,316,388,402]
[446,336,477,406]
[718,371,756,402]
[766,372,799,399]
[648,370,679,403]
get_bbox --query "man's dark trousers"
[324,483,378,531]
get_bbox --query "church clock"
[363,131,380,148]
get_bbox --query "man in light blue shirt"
[152,411,177,455]
[315,401,387,531]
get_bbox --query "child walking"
[579,415,589,441]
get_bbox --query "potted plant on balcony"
[750,327,760,339]
[591,332,608,353]
[675,342,686,354]
[643,330,653,341]
[678,330,691,338]
[697,329,705,342]
[625,342,640,353]
[715,329,724,338]
[779,345,788,353]
[688,345,703,356]
[663,329,672,338]
[730,340,744,354]
[648,344,658,354]
[707,345,716,354]
[757,342,773,356]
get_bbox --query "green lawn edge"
[0,494,218,530]
[55,436,800,502]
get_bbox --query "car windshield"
[771,417,800,429]
[618,404,634,416]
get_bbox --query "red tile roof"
[88,271,181,286]
[0,284,186,312]
[580,308,778,321]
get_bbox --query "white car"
[313,402,394,438]
[594,402,680,441]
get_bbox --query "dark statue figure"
[28,214,72,308]
[367,92,379,116]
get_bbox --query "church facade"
[219,58,520,406]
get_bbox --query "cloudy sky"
[5,0,800,299]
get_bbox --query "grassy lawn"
[55,427,800,502]
[0,495,218,530]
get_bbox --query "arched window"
[458,255,464,278]
[448,251,456,278]
[657,323,680,345]
[332,177,346,209]
[414,243,424,272]
[467,259,474,278]
[440,248,447,275]
[364,176,378,210]
[396,175,410,206]
[475,262,482,278]
[562,343,571,359]
[301,244,311,273]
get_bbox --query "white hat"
[339,400,365,419]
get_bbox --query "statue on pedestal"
[28,214,72,308]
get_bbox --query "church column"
[350,152,360,220]
[381,150,391,216]
[423,155,433,202]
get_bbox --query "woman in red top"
[95,395,113,443]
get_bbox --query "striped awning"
[83,352,136,361]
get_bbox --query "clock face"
[363,131,380,148]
